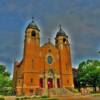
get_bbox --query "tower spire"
[59,24,62,31]
[56,24,68,38]
[26,17,40,31]
[48,37,51,43]
[32,16,34,23]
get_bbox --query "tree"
[0,64,12,95]
[78,60,100,92]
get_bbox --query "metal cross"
[32,17,34,23]
[48,37,51,43]
[59,24,62,30]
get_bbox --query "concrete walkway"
[4,96,16,100]
[4,95,100,100]
[57,96,100,100]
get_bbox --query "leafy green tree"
[78,60,100,92]
[0,64,12,95]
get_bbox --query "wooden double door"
[39,78,60,88]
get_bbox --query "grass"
[16,96,58,100]
[0,97,4,100]
[91,93,100,97]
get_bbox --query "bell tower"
[24,17,40,59]
[22,17,41,74]
[55,25,74,88]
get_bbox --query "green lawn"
[91,93,100,97]
[0,96,4,100]
[16,96,58,100]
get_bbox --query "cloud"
[0,0,100,73]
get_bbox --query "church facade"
[13,18,74,95]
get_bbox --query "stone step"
[48,88,74,96]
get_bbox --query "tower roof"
[56,25,68,38]
[26,17,40,31]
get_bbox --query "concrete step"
[48,88,74,96]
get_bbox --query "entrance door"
[30,89,33,96]
[39,78,43,88]
[57,78,60,88]
[48,78,53,88]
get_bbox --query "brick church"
[13,18,74,95]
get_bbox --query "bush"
[47,98,58,100]
[16,97,24,100]
[16,97,20,100]
[0,97,4,100]
[16,96,33,100]
[23,96,32,99]
[41,95,48,98]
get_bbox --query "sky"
[0,0,100,75]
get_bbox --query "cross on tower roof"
[32,17,34,23]
[59,24,62,31]
[48,37,51,43]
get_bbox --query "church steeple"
[48,37,51,43]
[24,18,40,59]
[55,25,69,47]
[56,25,68,38]
[25,17,40,41]
[26,17,40,31]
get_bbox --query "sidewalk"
[4,96,16,100]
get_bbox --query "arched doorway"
[47,69,54,88]
[57,78,60,88]
[30,89,33,96]
[39,78,43,88]
[48,78,53,88]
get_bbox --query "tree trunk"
[99,86,100,92]
[93,86,96,92]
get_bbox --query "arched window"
[30,78,33,87]
[63,38,66,43]
[19,80,20,84]
[56,40,58,44]
[48,78,53,88]
[57,78,60,88]
[39,78,43,88]
[31,78,33,83]
[32,59,34,68]
[47,56,53,64]
[67,80,69,84]
[30,89,33,95]
[31,31,36,37]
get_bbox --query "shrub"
[0,97,4,100]
[47,98,58,100]
[16,96,33,100]
[23,96,32,99]
[16,97,23,100]
[41,95,48,98]
[16,97,20,100]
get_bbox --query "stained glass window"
[47,56,53,64]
